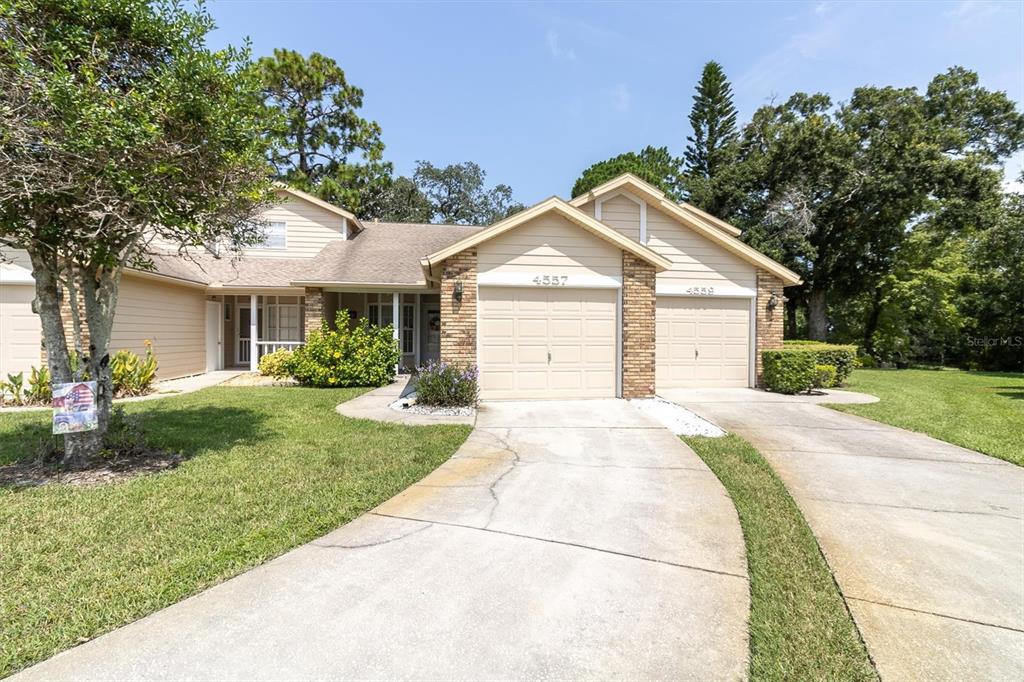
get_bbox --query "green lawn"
[829,368,1024,466]
[0,386,471,677]
[684,434,877,682]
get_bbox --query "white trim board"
[477,271,622,289]
[595,191,648,245]
[655,284,756,298]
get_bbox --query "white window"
[401,303,415,354]
[265,296,301,341]
[256,221,286,249]
[366,294,394,328]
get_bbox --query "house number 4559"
[533,275,569,286]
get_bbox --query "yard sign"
[52,381,98,434]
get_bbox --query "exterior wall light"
[453,281,464,302]
[767,294,779,310]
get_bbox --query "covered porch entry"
[317,290,442,372]
[209,292,307,371]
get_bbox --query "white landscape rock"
[630,397,726,437]
[388,392,475,418]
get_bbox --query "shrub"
[27,366,52,404]
[415,361,480,407]
[258,349,293,378]
[814,364,838,389]
[762,349,817,394]
[782,341,858,385]
[856,354,877,369]
[1,372,26,405]
[287,310,400,388]
[111,342,159,397]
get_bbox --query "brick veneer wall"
[621,253,656,398]
[755,269,785,385]
[304,287,323,337]
[439,249,477,367]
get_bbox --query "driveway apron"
[663,388,1024,682]
[14,399,749,681]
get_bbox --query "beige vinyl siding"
[243,193,347,258]
[647,204,756,289]
[477,213,622,281]
[110,275,206,380]
[0,284,42,378]
[597,194,641,241]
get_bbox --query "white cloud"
[607,83,631,112]
[545,29,577,61]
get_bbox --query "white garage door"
[478,286,617,400]
[0,285,42,378]
[656,297,750,388]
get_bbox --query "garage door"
[0,285,42,378]
[479,286,617,399]
[656,297,750,388]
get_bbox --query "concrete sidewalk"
[13,399,749,681]
[663,387,1024,682]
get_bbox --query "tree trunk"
[28,250,122,468]
[863,286,884,356]
[808,285,828,341]
[785,294,798,339]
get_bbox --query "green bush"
[762,349,817,394]
[782,341,858,385]
[1,372,27,406]
[415,361,479,407]
[258,349,293,378]
[27,366,52,404]
[814,364,838,389]
[856,354,877,369]
[286,310,400,387]
[110,342,159,397]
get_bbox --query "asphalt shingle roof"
[146,221,484,288]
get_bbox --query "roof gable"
[274,185,364,232]
[421,197,672,278]
[571,173,801,285]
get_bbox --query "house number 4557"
[533,275,569,286]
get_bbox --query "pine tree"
[683,61,740,216]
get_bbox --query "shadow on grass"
[994,389,1024,400]
[0,405,271,474]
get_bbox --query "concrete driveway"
[15,399,749,681]
[663,388,1024,682]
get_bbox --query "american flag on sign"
[65,382,95,411]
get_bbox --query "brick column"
[621,253,656,398]
[304,287,323,338]
[439,249,477,367]
[756,269,785,385]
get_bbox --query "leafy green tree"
[369,176,434,223]
[740,69,1023,342]
[683,61,742,217]
[257,49,390,215]
[571,146,682,198]
[413,161,524,224]
[0,0,275,466]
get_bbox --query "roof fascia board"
[653,198,802,285]
[275,186,365,231]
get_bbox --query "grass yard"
[829,368,1024,466]
[0,386,471,677]
[684,434,877,682]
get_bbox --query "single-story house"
[0,173,800,399]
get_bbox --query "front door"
[426,308,440,360]
[205,301,222,371]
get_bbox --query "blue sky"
[207,0,1023,204]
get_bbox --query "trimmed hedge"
[814,364,838,389]
[762,349,817,394]
[782,341,858,385]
